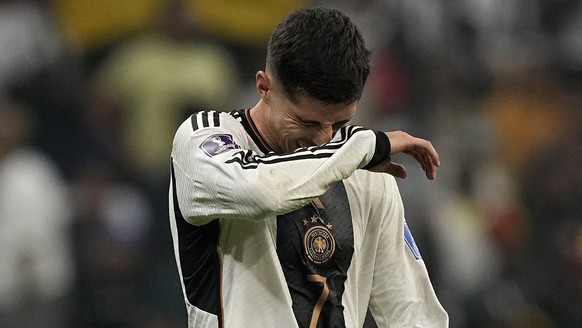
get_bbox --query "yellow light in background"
[185,0,304,46]
[51,0,306,51]
[52,0,166,51]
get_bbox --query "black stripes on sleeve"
[191,110,221,131]
[362,131,391,170]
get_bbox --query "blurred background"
[0,0,581,327]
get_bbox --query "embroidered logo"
[404,222,422,260]
[200,134,240,157]
[304,216,336,264]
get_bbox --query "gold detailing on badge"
[303,197,335,264]
[304,224,336,264]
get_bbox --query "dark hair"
[266,7,371,104]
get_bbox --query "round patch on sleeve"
[200,134,240,157]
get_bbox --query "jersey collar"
[240,109,275,154]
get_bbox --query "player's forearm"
[172,125,389,224]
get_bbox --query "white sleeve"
[171,110,388,225]
[368,175,449,328]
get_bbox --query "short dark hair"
[266,7,371,104]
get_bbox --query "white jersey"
[169,109,448,328]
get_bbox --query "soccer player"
[169,6,449,328]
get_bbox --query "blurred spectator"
[2,0,95,182]
[0,102,74,327]
[425,92,529,327]
[68,160,168,328]
[0,0,62,98]
[519,108,582,328]
[549,0,582,88]
[86,1,241,278]
[78,3,242,325]
[481,64,573,174]
[90,0,239,188]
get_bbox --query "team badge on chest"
[303,215,336,264]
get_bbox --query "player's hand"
[369,131,440,180]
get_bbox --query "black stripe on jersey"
[171,162,223,325]
[224,126,366,169]
[201,111,209,127]
[212,111,220,127]
[226,151,338,169]
[191,114,199,131]
[244,109,276,152]
[361,131,391,170]
[232,109,272,153]
[190,110,221,131]
[277,181,355,327]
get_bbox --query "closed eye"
[298,118,320,127]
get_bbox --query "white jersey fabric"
[169,109,448,328]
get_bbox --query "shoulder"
[188,110,244,131]
[343,171,401,211]
[172,110,248,156]
[174,110,246,140]
[345,170,398,194]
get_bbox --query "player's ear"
[256,71,271,104]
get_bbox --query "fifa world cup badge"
[200,134,240,157]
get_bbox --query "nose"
[312,126,334,146]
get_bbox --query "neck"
[249,100,279,152]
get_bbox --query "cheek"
[291,128,320,146]
[280,125,315,147]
